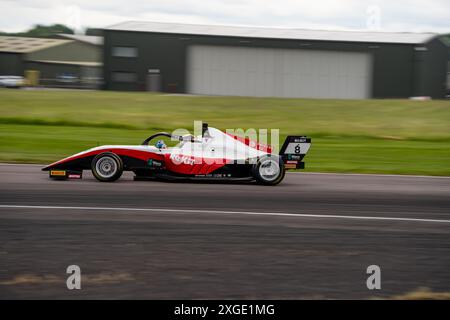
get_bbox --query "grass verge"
[0,89,449,175]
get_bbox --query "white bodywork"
[53,127,270,166]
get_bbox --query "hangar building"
[0,35,102,88]
[102,21,448,99]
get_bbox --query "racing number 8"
[294,144,301,154]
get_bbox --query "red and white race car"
[42,123,311,185]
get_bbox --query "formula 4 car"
[42,123,311,185]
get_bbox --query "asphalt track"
[0,164,449,299]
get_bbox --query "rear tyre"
[91,152,123,182]
[252,155,285,185]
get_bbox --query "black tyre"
[91,152,123,182]
[252,155,285,185]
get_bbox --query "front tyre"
[252,155,285,185]
[91,152,123,182]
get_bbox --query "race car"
[42,123,311,185]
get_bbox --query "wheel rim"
[95,156,117,178]
[259,159,280,181]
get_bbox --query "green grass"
[1,88,450,175]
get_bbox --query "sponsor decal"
[213,173,230,178]
[284,164,297,169]
[68,174,81,179]
[50,170,66,176]
[287,154,302,160]
[148,159,163,167]
[170,153,195,165]
[286,160,298,164]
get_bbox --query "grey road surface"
[0,164,449,299]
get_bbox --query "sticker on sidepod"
[170,153,196,165]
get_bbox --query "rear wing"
[279,136,311,169]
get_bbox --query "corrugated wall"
[103,30,448,98]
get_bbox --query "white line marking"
[0,204,449,224]
[0,163,449,179]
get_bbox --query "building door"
[187,45,372,99]
[147,69,161,92]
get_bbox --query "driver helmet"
[155,140,167,149]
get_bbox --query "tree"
[0,24,74,38]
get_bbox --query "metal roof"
[105,21,438,44]
[0,36,71,53]
[27,59,102,67]
[57,34,103,46]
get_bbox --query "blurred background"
[0,5,450,175]
[0,1,449,175]
[0,0,449,300]
[0,1,449,174]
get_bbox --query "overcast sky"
[1,0,449,34]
